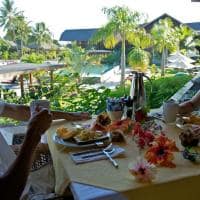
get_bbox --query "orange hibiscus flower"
[145,134,179,168]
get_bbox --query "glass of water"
[30,100,50,143]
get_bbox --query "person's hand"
[65,112,91,121]
[179,101,194,115]
[27,108,52,138]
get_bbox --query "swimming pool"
[81,65,113,77]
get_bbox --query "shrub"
[109,75,192,109]
[21,53,45,63]
[145,75,192,108]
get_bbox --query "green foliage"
[101,51,120,65]
[109,75,192,109]
[8,51,19,59]
[109,84,130,98]
[21,53,45,63]
[0,38,10,51]
[4,72,111,115]
[150,64,157,76]
[0,117,19,126]
[145,75,192,108]
[45,50,57,59]
[30,22,52,50]
[151,18,179,76]
[151,18,178,53]
[128,47,150,72]
[58,43,88,74]
[0,71,192,126]
[127,28,152,49]
[2,50,9,59]
[90,6,146,85]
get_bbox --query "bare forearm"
[2,103,30,121]
[51,110,87,120]
[0,130,40,200]
[1,102,90,121]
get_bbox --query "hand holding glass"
[30,100,50,143]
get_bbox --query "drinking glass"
[163,99,179,124]
[30,100,50,143]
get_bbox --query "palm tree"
[5,15,31,56]
[90,6,144,86]
[175,24,198,55]
[0,0,22,50]
[151,18,178,76]
[30,22,52,52]
[127,28,152,72]
[128,48,150,72]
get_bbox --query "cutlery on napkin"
[70,145,125,165]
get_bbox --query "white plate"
[52,133,111,148]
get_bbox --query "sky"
[0,0,200,40]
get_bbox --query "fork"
[103,143,118,168]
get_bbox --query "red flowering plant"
[132,122,155,149]
[145,134,179,168]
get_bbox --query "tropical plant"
[176,25,194,50]
[0,37,10,58]
[14,15,31,55]
[5,14,31,56]
[128,47,150,72]
[30,22,52,51]
[21,52,45,63]
[127,28,152,49]
[58,42,88,75]
[0,0,22,51]
[90,6,145,86]
[151,18,179,76]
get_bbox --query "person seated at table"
[179,91,200,114]
[0,108,52,200]
[0,100,90,163]
[0,100,90,199]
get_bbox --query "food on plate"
[91,122,107,132]
[91,112,111,132]
[107,118,135,134]
[181,115,200,125]
[179,126,200,147]
[56,127,77,140]
[96,112,111,126]
[110,129,125,142]
[75,130,103,141]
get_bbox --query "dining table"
[47,118,200,200]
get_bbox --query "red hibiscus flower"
[132,122,155,149]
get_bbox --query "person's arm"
[179,91,200,114]
[0,109,52,200]
[1,102,91,121]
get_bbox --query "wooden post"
[50,70,53,90]
[19,74,24,97]
[29,73,32,86]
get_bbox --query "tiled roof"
[142,13,182,31]
[60,28,98,41]
[185,22,200,31]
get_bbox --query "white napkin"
[70,146,125,164]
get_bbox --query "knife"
[72,149,102,156]
[81,152,104,158]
